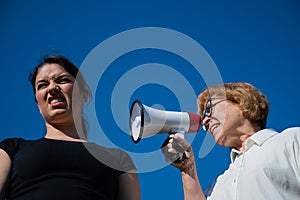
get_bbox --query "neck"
[44,121,87,142]
[235,121,261,152]
[229,119,261,152]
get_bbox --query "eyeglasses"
[202,98,226,121]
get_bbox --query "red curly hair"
[198,82,269,129]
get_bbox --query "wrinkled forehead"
[36,64,72,81]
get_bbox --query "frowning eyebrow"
[36,74,74,84]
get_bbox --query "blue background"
[1,0,300,199]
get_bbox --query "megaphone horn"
[129,100,202,143]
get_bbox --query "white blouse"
[208,128,300,200]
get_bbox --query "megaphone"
[129,99,202,143]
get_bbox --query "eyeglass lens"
[204,99,212,118]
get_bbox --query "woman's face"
[35,63,85,124]
[202,97,246,147]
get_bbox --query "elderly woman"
[0,56,140,200]
[163,82,300,200]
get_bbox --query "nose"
[47,83,60,94]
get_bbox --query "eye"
[205,105,210,114]
[58,78,72,84]
[204,102,212,116]
[36,82,48,90]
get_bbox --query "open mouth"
[48,95,66,106]
[50,98,64,104]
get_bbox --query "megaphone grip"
[187,112,202,133]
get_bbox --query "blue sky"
[1,0,300,199]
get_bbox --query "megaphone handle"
[172,132,186,161]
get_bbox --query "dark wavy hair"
[29,55,89,95]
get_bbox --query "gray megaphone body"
[129,100,202,143]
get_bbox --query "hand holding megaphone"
[129,100,202,143]
[160,132,187,162]
[161,133,197,171]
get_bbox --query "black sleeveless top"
[0,137,136,200]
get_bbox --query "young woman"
[0,55,140,200]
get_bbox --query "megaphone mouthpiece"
[187,112,202,133]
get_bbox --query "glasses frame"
[202,98,226,121]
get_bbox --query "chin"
[214,134,226,146]
[46,111,69,120]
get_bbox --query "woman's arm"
[162,134,206,200]
[0,149,11,200]
[117,170,141,200]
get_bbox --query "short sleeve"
[88,143,137,173]
[117,149,136,172]
[0,138,24,161]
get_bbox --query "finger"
[160,134,174,149]
[161,142,176,156]
[165,152,182,163]
[163,143,179,154]
[173,135,191,151]
[171,138,185,153]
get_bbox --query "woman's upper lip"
[48,95,65,104]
